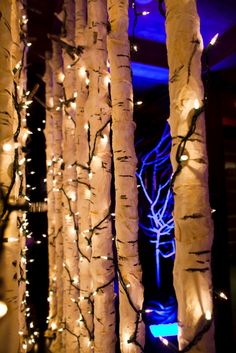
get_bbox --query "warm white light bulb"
[210,33,219,46]
[51,322,57,330]
[2,143,12,152]
[79,66,86,78]
[205,310,212,320]
[8,237,18,243]
[104,75,110,86]
[70,101,76,110]
[194,99,200,109]
[0,301,8,318]
[219,292,228,300]
[159,337,169,346]
[57,72,65,83]
[180,154,188,161]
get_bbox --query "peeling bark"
[165,1,215,352]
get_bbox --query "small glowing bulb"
[19,157,26,165]
[159,337,169,346]
[142,11,150,16]
[15,61,21,70]
[57,72,65,83]
[70,101,76,110]
[133,44,138,52]
[101,256,108,260]
[104,75,110,86]
[27,42,32,47]
[219,292,228,300]
[79,66,86,78]
[209,33,219,46]
[3,143,12,152]
[73,277,79,284]
[205,310,212,320]
[180,154,188,161]
[145,309,153,313]
[51,322,57,330]
[135,100,143,106]
[22,343,27,350]
[0,301,8,318]
[8,237,18,243]
[194,99,200,109]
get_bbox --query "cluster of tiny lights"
[1,2,221,350]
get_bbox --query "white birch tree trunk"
[87,1,116,352]
[164,1,215,352]
[0,1,19,352]
[61,0,80,350]
[107,1,145,352]
[49,41,65,352]
[12,3,30,349]
[75,1,94,352]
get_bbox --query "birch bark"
[164,1,215,352]
[107,1,145,352]
[0,1,19,352]
[87,1,116,352]
[75,1,94,352]
[12,3,29,349]
[49,41,64,352]
[61,0,80,350]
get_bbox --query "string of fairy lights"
[0,2,45,351]
[0,1,230,353]
[43,1,146,350]
[132,1,229,352]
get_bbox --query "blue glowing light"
[150,323,178,337]
[137,123,174,287]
